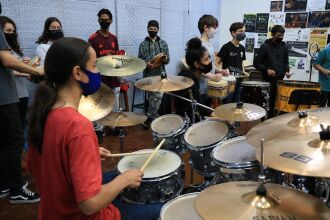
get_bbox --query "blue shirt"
[315,46,330,91]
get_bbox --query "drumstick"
[140,139,165,172]
[106,151,152,157]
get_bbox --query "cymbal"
[135,75,194,92]
[214,102,266,122]
[195,181,330,220]
[97,111,147,127]
[246,108,329,148]
[78,83,114,121]
[97,55,146,77]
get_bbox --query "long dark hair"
[185,38,207,71]
[0,16,23,56]
[36,17,63,44]
[29,37,90,153]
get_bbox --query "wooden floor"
[0,124,204,220]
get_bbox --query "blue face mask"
[79,68,101,96]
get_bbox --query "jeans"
[102,171,164,220]
[320,90,330,107]
[0,103,24,191]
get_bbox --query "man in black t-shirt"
[217,22,246,103]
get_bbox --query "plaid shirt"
[138,36,170,77]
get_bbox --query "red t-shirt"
[89,31,120,88]
[28,107,120,220]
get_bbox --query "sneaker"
[0,186,10,198]
[9,182,40,204]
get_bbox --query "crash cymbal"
[135,75,194,92]
[246,108,329,148]
[214,102,266,122]
[97,111,147,127]
[78,83,114,121]
[97,55,146,77]
[195,181,330,220]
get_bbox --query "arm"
[314,64,330,75]
[284,46,290,73]
[163,42,170,65]
[314,49,330,75]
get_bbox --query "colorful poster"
[257,33,267,47]
[243,14,257,32]
[296,58,306,70]
[284,29,309,41]
[307,0,326,11]
[288,57,297,69]
[256,13,269,33]
[245,38,255,53]
[284,0,307,12]
[309,29,328,50]
[287,41,308,57]
[268,13,285,37]
[327,34,330,46]
[270,1,284,12]
[285,12,308,28]
[326,0,330,10]
[307,11,330,28]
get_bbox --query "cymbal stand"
[117,108,126,153]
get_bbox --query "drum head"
[184,120,228,147]
[117,149,181,178]
[207,79,228,87]
[222,76,236,82]
[212,136,257,168]
[151,114,184,135]
[241,81,269,87]
[160,193,202,220]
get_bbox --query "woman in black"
[174,38,214,121]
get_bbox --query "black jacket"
[254,39,289,81]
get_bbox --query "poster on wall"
[270,1,284,12]
[245,38,255,53]
[326,0,330,10]
[307,11,330,28]
[256,13,269,33]
[309,29,328,50]
[243,14,257,32]
[257,34,268,47]
[307,0,326,11]
[284,29,309,41]
[327,34,330,46]
[284,0,307,12]
[287,41,308,57]
[285,12,308,28]
[268,13,285,37]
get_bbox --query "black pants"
[17,97,29,129]
[320,90,330,107]
[0,103,24,191]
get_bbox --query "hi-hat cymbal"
[78,83,114,121]
[97,111,147,127]
[246,108,329,148]
[135,75,194,92]
[97,55,146,77]
[214,102,266,122]
[195,181,330,220]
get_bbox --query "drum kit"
[77,53,330,219]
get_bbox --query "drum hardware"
[308,42,320,82]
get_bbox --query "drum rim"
[117,149,183,180]
[184,119,229,150]
[241,81,270,87]
[160,192,200,219]
[277,80,320,88]
[211,136,259,169]
[151,114,188,136]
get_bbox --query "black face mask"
[274,37,283,44]
[199,61,213,74]
[4,33,16,45]
[48,30,63,40]
[148,31,158,38]
[99,21,110,30]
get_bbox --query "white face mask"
[207,27,216,39]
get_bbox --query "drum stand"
[119,127,126,153]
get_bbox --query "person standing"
[314,45,330,107]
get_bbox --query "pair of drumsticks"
[106,139,165,172]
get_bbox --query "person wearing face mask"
[217,22,247,103]
[173,38,214,121]
[138,20,170,128]
[254,25,290,117]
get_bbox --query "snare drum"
[117,149,184,204]
[222,76,236,94]
[184,120,229,177]
[207,79,228,98]
[151,114,189,154]
[160,193,202,220]
[211,136,259,182]
[241,81,270,112]
[276,80,320,113]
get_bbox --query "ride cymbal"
[135,75,194,92]
[214,102,266,122]
[195,181,330,220]
[97,55,146,77]
[97,111,147,127]
[78,83,114,121]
